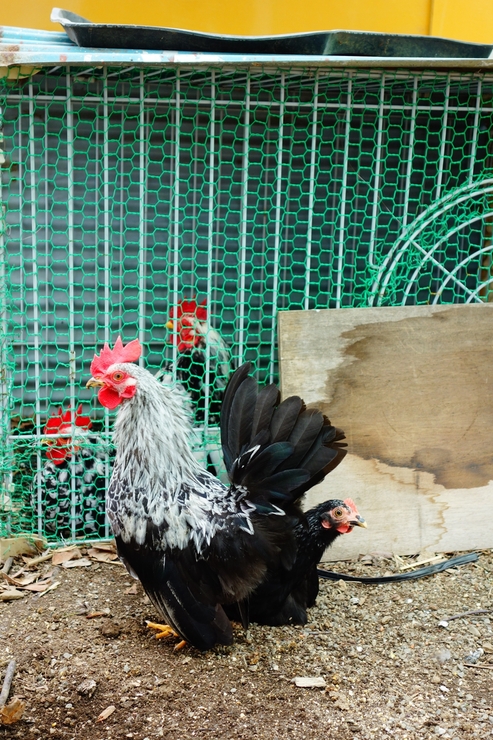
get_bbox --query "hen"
[162,298,231,425]
[226,497,366,626]
[32,405,108,538]
[87,337,346,651]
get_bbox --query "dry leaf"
[88,548,118,563]
[52,547,81,566]
[62,558,92,569]
[0,589,26,601]
[0,536,45,561]
[1,572,38,587]
[125,583,139,595]
[37,581,61,597]
[0,697,26,725]
[23,581,53,592]
[86,609,110,619]
[91,541,116,553]
[96,704,116,722]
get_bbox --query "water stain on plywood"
[321,307,493,489]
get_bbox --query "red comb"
[343,498,359,513]
[44,404,92,434]
[90,336,142,377]
[169,298,207,322]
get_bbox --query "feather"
[226,376,257,464]
[221,363,252,471]
[269,396,304,442]
[251,384,279,438]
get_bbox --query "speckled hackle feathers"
[90,336,142,377]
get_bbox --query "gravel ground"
[0,549,492,740]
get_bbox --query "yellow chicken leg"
[146,621,187,650]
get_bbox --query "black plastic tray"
[51,8,493,57]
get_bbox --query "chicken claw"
[146,621,186,650]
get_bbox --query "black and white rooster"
[32,405,108,539]
[87,337,347,651]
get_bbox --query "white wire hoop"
[369,178,493,307]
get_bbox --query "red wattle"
[47,446,69,465]
[98,386,122,410]
[335,523,352,534]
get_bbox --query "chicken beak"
[86,378,105,388]
[165,320,174,330]
[352,516,367,529]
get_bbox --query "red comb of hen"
[343,498,359,513]
[90,336,142,377]
[44,404,92,434]
[169,298,207,322]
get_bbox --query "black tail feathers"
[221,363,347,507]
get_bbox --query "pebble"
[100,621,121,638]
[464,649,483,664]
[468,625,481,638]
[77,679,97,698]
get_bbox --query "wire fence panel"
[1,64,492,542]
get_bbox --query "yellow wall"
[1,0,492,43]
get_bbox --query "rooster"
[226,498,366,626]
[32,405,108,539]
[162,298,231,426]
[86,337,347,651]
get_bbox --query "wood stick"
[0,660,16,708]
[464,663,493,669]
[23,551,53,568]
[0,558,13,576]
[445,608,493,621]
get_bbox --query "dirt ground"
[0,548,492,740]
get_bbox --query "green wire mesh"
[1,64,493,542]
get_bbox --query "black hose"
[317,552,478,584]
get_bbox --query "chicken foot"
[146,621,186,650]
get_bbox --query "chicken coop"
[1,26,493,545]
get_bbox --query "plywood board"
[278,303,493,559]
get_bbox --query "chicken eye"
[334,508,344,517]
[112,371,124,382]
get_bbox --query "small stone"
[483,642,493,653]
[438,621,449,629]
[464,649,483,664]
[381,616,392,625]
[439,685,449,692]
[100,621,121,638]
[468,625,481,638]
[430,674,441,684]
[292,676,326,688]
[77,679,97,698]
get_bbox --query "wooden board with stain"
[278,303,493,559]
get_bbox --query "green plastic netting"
[0,64,492,542]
